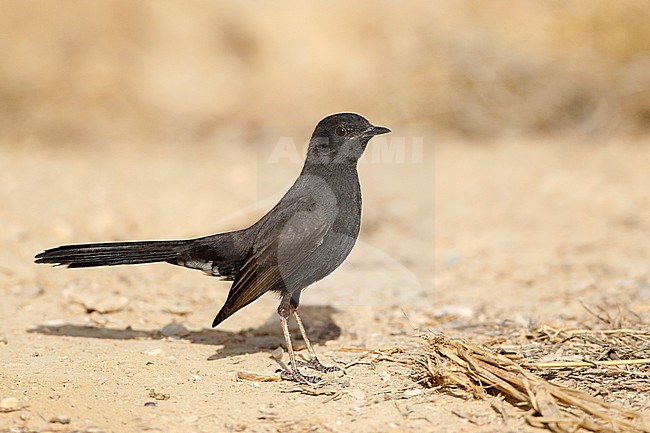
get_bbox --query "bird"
[35,113,391,383]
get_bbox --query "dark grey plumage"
[35,112,390,383]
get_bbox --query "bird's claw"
[279,369,321,384]
[296,357,341,373]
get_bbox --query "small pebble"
[404,389,422,397]
[0,397,19,411]
[144,348,165,357]
[89,312,109,325]
[148,389,170,401]
[270,347,284,361]
[75,294,128,314]
[258,403,276,415]
[160,322,190,337]
[50,416,71,424]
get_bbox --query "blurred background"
[1,0,649,146]
[1,0,649,315]
[2,4,649,430]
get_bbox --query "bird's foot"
[297,357,341,373]
[279,368,321,384]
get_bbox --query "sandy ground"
[1,136,649,432]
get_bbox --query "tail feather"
[35,240,191,268]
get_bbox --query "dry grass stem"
[414,333,649,433]
[237,370,281,382]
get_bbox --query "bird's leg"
[292,306,341,373]
[277,297,320,384]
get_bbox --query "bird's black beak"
[363,125,391,138]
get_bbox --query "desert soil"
[1,136,649,432]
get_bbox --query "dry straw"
[414,332,649,433]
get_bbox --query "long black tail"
[35,240,191,268]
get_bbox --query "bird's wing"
[212,194,335,327]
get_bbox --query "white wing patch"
[181,259,220,276]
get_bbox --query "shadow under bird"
[35,113,391,383]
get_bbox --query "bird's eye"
[335,126,347,137]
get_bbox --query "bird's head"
[305,113,390,167]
